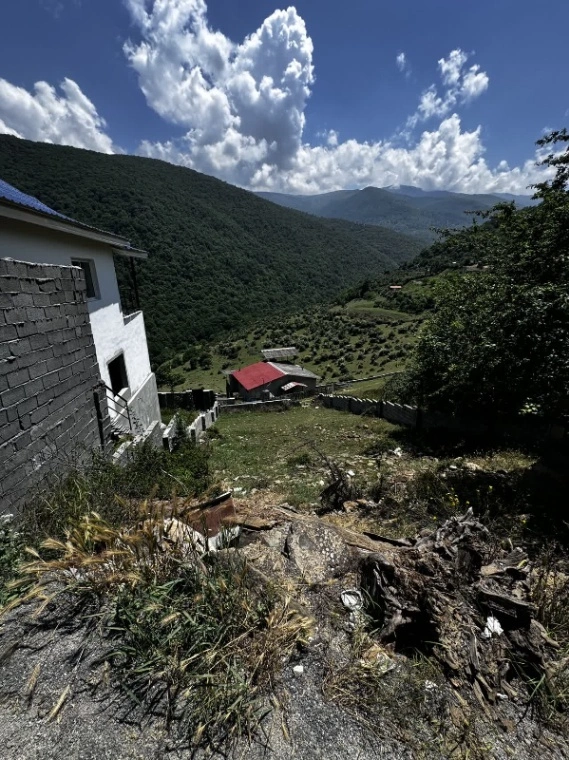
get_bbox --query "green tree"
[408,130,569,419]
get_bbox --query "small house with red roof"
[226,360,319,401]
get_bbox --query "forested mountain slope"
[258,185,535,242]
[0,136,421,363]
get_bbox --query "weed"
[532,549,569,644]
[6,509,313,750]
[286,451,312,468]
[323,620,448,754]
[0,514,23,607]
[24,440,211,544]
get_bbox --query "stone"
[284,520,353,584]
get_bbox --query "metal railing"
[102,383,132,433]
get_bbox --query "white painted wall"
[0,218,152,396]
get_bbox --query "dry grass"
[4,506,313,749]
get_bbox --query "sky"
[0,0,567,195]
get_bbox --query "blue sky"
[0,0,567,194]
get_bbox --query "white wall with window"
[0,216,159,432]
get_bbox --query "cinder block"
[7,367,30,388]
[30,400,52,424]
[38,279,57,293]
[13,292,35,308]
[16,394,39,416]
[1,467,27,496]
[15,321,38,338]
[0,323,18,342]
[1,384,26,407]
[42,371,60,391]
[0,418,21,445]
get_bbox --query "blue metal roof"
[0,179,68,219]
[0,177,147,256]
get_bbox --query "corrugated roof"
[267,362,320,380]
[231,361,286,391]
[261,347,297,361]
[0,179,68,219]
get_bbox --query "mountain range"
[257,185,536,242]
[0,136,422,364]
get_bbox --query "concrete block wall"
[383,401,418,427]
[187,402,220,443]
[129,372,161,433]
[320,394,420,426]
[112,420,163,466]
[0,259,111,516]
[158,389,216,412]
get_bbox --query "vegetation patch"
[208,405,399,507]
[23,440,211,545]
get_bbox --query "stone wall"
[0,259,111,516]
[158,389,216,412]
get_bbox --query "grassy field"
[207,403,540,539]
[208,404,400,507]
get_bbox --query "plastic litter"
[341,589,363,612]
[481,615,503,639]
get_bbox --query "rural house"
[0,179,160,435]
[226,359,319,401]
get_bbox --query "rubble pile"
[360,509,561,706]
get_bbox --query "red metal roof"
[231,361,286,391]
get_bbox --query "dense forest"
[0,136,422,364]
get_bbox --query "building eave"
[112,246,149,260]
[0,201,135,249]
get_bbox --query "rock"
[464,461,483,472]
[284,521,353,584]
[238,541,286,576]
[342,501,358,513]
[292,664,304,676]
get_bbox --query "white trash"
[341,589,364,612]
[481,615,503,639]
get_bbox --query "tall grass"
[4,453,312,750]
[23,439,211,544]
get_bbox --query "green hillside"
[0,136,422,364]
[258,185,535,242]
[160,275,432,395]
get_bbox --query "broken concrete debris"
[182,493,561,718]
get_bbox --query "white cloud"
[0,77,115,153]
[124,0,313,184]
[396,52,410,77]
[408,49,490,128]
[127,3,537,195]
[0,3,545,198]
[246,114,548,196]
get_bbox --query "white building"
[0,179,161,435]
